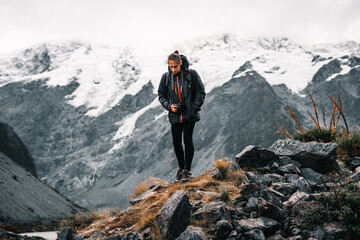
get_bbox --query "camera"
[174,103,185,113]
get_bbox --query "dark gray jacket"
[158,69,206,124]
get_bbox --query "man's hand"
[170,104,178,113]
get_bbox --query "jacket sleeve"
[192,70,206,111]
[158,73,171,111]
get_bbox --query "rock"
[276,164,301,175]
[141,227,152,240]
[286,235,303,240]
[207,168,223,180]
[292,177,311,193]
[301,168,322,184]
[272,182,294,195]
[260,188,285,208]
[154,190,192,239]
[290,227,302,236]
[266,173,285,183]
[356,166,360,173]
[191,200,204,211]
[175,226,207,240]
[270,161,280,170]
[349,156,360,170]
[239,183,260,200]
[282,191,310,210]
[215,220,233,239]
[244,197,258,212]
[243,229,266,240]
[257,198,287,223]
[267,235,285,240]
[269,139,339,173]
[103,233,141,240]
[346,171,360,183]
[90,231,105,239]
[57,228,73,240]
[236,145,277,168]
[130,188,157,205]
[278,156,301,168]
[308,225,325,240]
[226,230,238,240]
[192,201,230,223]
[285,174,301,183]
[235,217,281,237]
[323,222,346,240]
[249,174,272,186]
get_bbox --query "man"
[158,51,206,182]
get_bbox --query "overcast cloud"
[0,0,359,54]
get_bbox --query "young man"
[158,51,206,182]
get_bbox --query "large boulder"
[323,222,347,240]
[175,226,207,240]
[154,190,192,239]
[236,145,278,168]
[269,139,339,173]
[257,198,287,223]
[234,217,281,237]
[192,201,230,223]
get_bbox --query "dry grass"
[213,158,230,176]
[213,158,245,187]
[129,179,152,200]
[72,171,242,239]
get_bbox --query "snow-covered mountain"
[0,34,359,209]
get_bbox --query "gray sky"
[0,0,359,54]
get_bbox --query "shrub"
[293,128,334,143]
[335,129,360,157]
[295,183,360,238]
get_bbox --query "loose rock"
[236,145,277,168]
[154,190,192,239]
[269,139,339,173]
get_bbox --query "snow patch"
[109,98,160,152]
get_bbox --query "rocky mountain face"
[0,148,86,231]
[0,122,37,177]
[0,36,359,209]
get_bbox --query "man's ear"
[180,60,183,65]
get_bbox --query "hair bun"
[174,50,179,54]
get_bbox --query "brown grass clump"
[130,180,152,200]
[213,158,245,187]
[213,158,230,176]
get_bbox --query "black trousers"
[171,121,196,171]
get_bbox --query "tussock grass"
[213,158,245,187]
[213,158,230,176]
[130,180,152,200]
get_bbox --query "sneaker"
[174,169,184,182]
[181,170,192,183]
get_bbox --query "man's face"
[168,60,182,75]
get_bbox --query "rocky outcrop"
[269,139,339,173]
[311,59,341,83]
[235,145,278,168]
[0,122,37,177]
